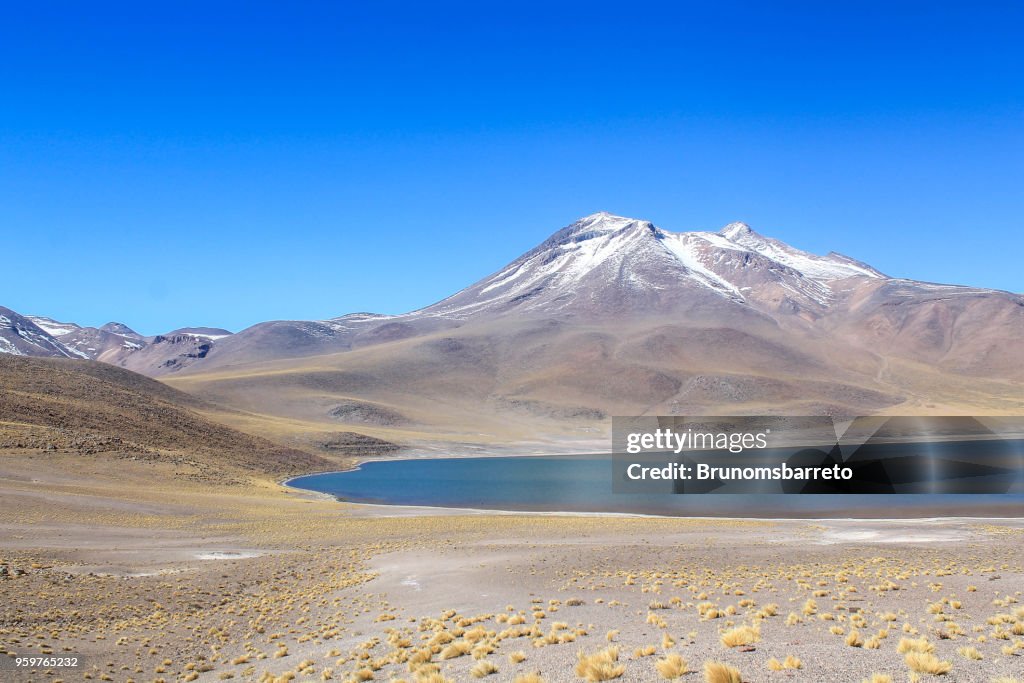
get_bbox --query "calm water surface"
[288,454,1024,518]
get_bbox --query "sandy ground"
[2,450,1023,683]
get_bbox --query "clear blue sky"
[2,1,1021,334]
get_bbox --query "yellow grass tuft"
[654,653,688,680]
[511,674,545,683]
[905,652,952,675]
[719,625,760,648]
[414,674,453,683]
[846,629,863,647]
[438,641,472,659]
[429,632,454,646]
[703,660,742,683]
[957,646,983,660]
[508,651,526,664]
[898,637,935,654]
[470,660,498,678]
[575,646,626,681]
[766,655,802,670]
[471,643,495,659]
[861,675,893,683]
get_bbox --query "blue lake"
[287,454,1024,518]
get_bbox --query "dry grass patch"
[862,675,893,683]
[414,674,453,683]
[703,660,742,683]
[767,655,801,670]
[438,641,472,659]
[905,652,952,675]
[512,674,545,683]
[654,653,688,680]
[470,660,498,678]
[957,646,983,660]
[575,646,625,681]
[719,624,760,648]
[898,637,935,654]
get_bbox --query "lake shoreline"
[284,453,1024,520]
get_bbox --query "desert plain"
[3,434,1024,683]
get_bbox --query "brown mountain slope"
[163,314,1024,454]
[0,355,335,479]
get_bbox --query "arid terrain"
[3,449,1024,683]
[2,357,1024,682]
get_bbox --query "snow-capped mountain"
[4,213,1022,390]
[58,324,146,361]
[152,212,1017,378]
[0,308,86,358]
[417,212,888,320]
[25,315,82,338]
[130,213,1017,435]
[99,322,145,341]
[0,311,232,371]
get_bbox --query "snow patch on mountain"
[26,316,81,337]
[0,312,79,358]
[0,336,24,355]
[657,232,744,300]
[719,223,885,281]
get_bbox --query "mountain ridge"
[4,212,1022,387]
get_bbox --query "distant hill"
[3,313,235,372]
[1,307,84,358]
[0,355,335,479]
